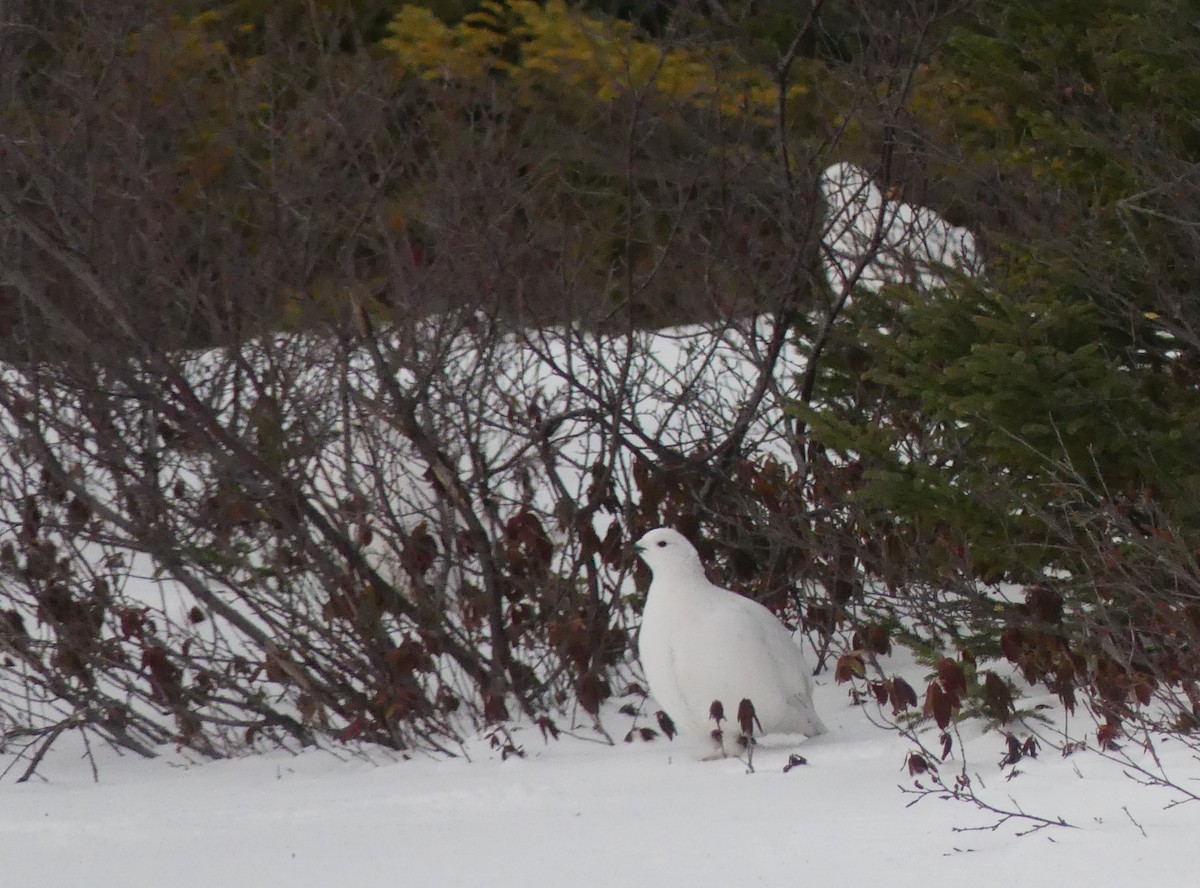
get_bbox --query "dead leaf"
[656,710,677,740]
[709,699,725,724]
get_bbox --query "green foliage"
[788,0,1200,742]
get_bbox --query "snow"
[4,655,1198,887]
[821,161,982,295]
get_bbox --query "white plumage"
[635,527,827,754]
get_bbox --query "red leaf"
[889,676,918,713]
[709,699,725,724]
[936,657,967,703]
[737,698,763,737]
[577,671,609,716]
[338,715,365,742]
[923,681,952,730]
[907,752,934,776]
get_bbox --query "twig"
[79,724,100,783]
[1122,805,1148,837]
[15,720,72,784]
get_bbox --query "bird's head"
[634,527,706,578]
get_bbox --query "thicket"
[0,0,1197,792]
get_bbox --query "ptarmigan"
[636,527,827,755]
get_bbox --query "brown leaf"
[65,496,91,530]
[504,510,553,575]
[338,715,366,742]
[923,681,952,730]
[656,710,677,740]
[141,645,182,703]
[834,651,865,684]
[981,671,1015,723]
[1131,672,1154,707]
[709,699,725,724]
[1026,585,1063,626]
[1097,722,1121,751]
[782,754,808,773]
[1,609,27,640]
[999,628,1024,663]
[854,625,892,655]
[936,657,967,703]
[577,671,609,716]
[578,524,601,559]
[388,637,434,674]
[297,694,318,724]
[483,690,510,723]
[598,522,624,568]
[536,716,561,742]
[736,698,763,737]
[889,676,918,713]
[907,752,933,776]
[401,522,438,577]
[999,732,1022,767]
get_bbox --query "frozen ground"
[4,653,1198,888]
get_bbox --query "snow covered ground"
[4,653,1197,888]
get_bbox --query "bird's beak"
[630,541,645,566]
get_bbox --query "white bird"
[635,527,827,755]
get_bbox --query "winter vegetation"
[2,0,1200,872]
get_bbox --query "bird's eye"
[656,541,667,548]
